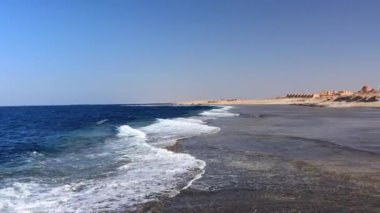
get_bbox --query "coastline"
[140,105,380,212]
[177,98,380,108]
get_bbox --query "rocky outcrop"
[334,95,378,103]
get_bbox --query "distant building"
[286,90,354,99]
[319,90,353,97]
[285,85,380,99]
[336,90,354,96]
[319,91,335,98]
[360,85,375,93]
[286,93,319,98]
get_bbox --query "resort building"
[286,85,380,99]
[319,91,335,98]
[286,93,320,98]
[287,90,354,99]
[313,90,354,98]
[336,90,354,96]
[359,85,375,93]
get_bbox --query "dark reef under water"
[142,105,380,213]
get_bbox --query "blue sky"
[1,0,379,105]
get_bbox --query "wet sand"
[139,105,380,212]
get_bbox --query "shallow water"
[150,105,380,212]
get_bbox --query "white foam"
[200,106,239,118]
[174,117,206,124]
[117,125,146,139]
[0,107,235,212]
[96,119,108,125]
[0,123,212,212]
[140,118,220,147]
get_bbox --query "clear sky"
[1,0,379,105]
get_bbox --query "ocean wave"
[0,106,237,212]
[117,125,147,139]
[141,118,220,147]
[200,106,239,118]
[0,119,218,212]
[96,119,108,125]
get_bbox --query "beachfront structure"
[286,85,380,99]
[359,85,375,93]
[319,91,335,98]
[336,90,354,96]
[318,90,354,97]
[286,93,320,98]
[287,90,354,99]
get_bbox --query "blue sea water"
[0,105,237,212]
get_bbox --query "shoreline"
[140,105,380,212]
[177,98,380,108]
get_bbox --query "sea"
[0,104,238,212]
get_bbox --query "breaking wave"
[0,105,237,212]
[200,106,239,118]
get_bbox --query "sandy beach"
[178,98,380,108]
[139,105,380,212]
